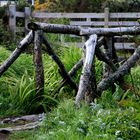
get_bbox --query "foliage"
[42,45,82,106]
[34,0,54,11]
[16,0,30,11]
[0,5,7,19]
[48,0,140,12]
[0,20,13,46]
[0,47,35,116]
[106,0,140,12]
[29,99,140,140]
[0,45,82,115]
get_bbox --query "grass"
[9,97,140,140]
[0,45,83,116]
[0,44,140,139]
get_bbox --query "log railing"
[1,22,140,105]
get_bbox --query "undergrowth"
[0,45,82,116]
[10,96,140,140]
[0,44,140,140]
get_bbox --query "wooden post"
[75,34,97,105]
[9,5,16,40]
[104,7,109,28]
[34,31,44,95]
[25,7,31,35]
[104,37,114,76]
[104,36,118,92]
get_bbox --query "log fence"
[1,21,140,105]
[3,4,140,105]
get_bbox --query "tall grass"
[0,45,83,115]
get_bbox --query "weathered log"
[0,122,40,132]
[94,37,117,72]
[104,36,118,92]
[0,31,33,77]
[28,22,140,36]
[53,58,83,94]
[42,34,78,91]
[75,34,97,105]
[0,114,45,124]
[0,114,45,132]
[28,22,81,35]
[95,48,117,72]
[33,31,44,95]
[80,26,140,36]
[97,45,140,94]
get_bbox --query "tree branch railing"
[0,22,140,105]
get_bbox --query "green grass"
[0,45,83,116]
[1,44,140,140]
[9,98,140,140]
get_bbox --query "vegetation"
[0,41,140,139]
[45,0,140,12]
[0,44,82,116]
[0,0,140,139]
[10,97,140,140]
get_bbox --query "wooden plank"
[9,5,16,39]
[33,12,105,19]
[33,12,140,19]
[16,12,24,17]
[104,7,109,28]
[115,43,135,50]
[70,21,139,26]
[62,42,135,51]
[110,13,140,18]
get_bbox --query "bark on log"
[28,22,140,36]
[75,34,97,105]
[95,47,117,72]
[97,45,140,94]
[104,37,117,92]
[42,34,78,91]
[53,58,83,94]
[33,31,44,95]
[0,31,33,77]
[28,22,81,35]
[80,26,140,36]
[95,37,117,72]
